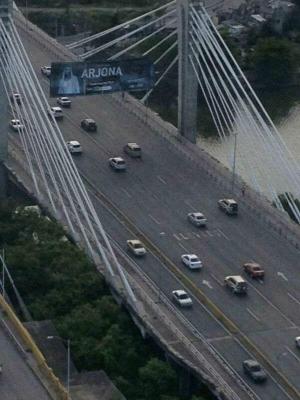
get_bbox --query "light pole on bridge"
[0,0,13,199]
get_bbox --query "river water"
[197,87,300,197]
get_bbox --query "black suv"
[81,118,97,132]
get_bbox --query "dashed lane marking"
[210,273,224,287]
[148,214,161,225]
[157,175,167,184]
[121,188,131,198]
[287,292,300,306]
[246,308,261,322]
[285,346,300,363]
[178,241,189,253]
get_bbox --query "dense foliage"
[0,200,212,400]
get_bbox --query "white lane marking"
[184,199,195,209]
[217,228,230,241]
[192,232,201,239]
[206,230,214,237]
[210,273,224,287]
[285,346,300,363]
[157,175,167,184]
[202,279,213,289]
[121,188,131,198]
[287,292,300,306]
[148,214,160,225]
[173,233,181,241]
[207,335,232,343]
[246,308,261,322]
[277,271,288,281]
[178,242,189,252]
[179,232,189,240]
[249,283,296,327]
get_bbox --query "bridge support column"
[0,0,13,198]
[177,0,198,143]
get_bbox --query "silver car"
[187,212,207,227]
[109,157,126,171]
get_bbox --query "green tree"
[251,38,296,85]
[139,358,177,400]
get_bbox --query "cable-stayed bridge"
[1,1,300,400]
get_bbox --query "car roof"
[84,118,95,123]
[226,275,245,282]
[127,142,140,148]
[192,212,205,217]
[183,254,198,259]
[244,262,262,268]
[113,157,125,162]
[128,239,142,245]
[60,97,70,100]
[223,198,237,204]
[51,106,62,111]
[244,359,260,366]
[173,289,188,296]
[69,140,80,146]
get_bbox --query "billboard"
[50,58,155,97]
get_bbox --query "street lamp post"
[231,131,237,195]
[47,336,70,399]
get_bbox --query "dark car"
[243,262,265,279]
[81,118,97,132]
[243,360,267,383]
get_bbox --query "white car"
[218,198,238,215]
[127,239,146,256]
[295,336,300,348]
[181,254,203,270]
[109,157,126,171]
[172,290,193,307]
[10,119,24,131]
[66,141,82,154]
[48,106,63,119]
[11,92,21,105]
[187,212,207,227]
[41,65,51,76]
[57,97,71,107]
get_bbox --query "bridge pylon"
[0,0,12,198]
[177,0,198,143]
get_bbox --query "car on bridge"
[10,119,24,131]
[81,118,97,132]
[187,212,207,227]
[172,290,193,307]
[41,65,51,76]
[224,275,247,294]
[181,254,202,270]
[11,92,21,105]
[48,106,63,119]
[127,239,146,256]
[243,262,265,279]
[109,157,126,171]
[57,97,71,107]
[123,142,142,158]
[66,141,82,154]
[243,359,267,383]
[218,198,238,215]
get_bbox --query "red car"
[243,262,265,278]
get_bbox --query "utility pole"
[0,0,12,198]
[177,0,198,143]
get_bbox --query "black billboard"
[50,58,155,97]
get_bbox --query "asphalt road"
[0,312,51,400]
[18,23,300,400]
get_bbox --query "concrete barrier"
[0,294,68,400]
